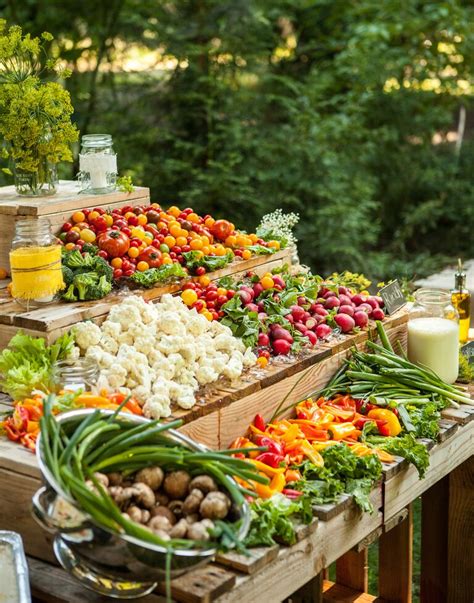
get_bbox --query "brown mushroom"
[109,486,135,506]
[170,518,188,539]
[154,492,169,506]
[189,475,218,494]
[187,521,211,541]
[148,516,172,533]
[168,500,184,518]
[200,491,231,520]
[127,505,150,524]
[135,467,164,491]
[94,472,109,488]
[150,505,176,525]
[163,471,191,499]
[185,513,199,525]
[183,488,204,515]
[153,530,171,542]
[107,472,123,486]
[130,483,155,509]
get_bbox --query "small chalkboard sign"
[379,280,407,315]
[461,341,474,365]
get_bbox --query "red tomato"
[226,289,236,299]
[206,290,218,301]
[123,268,135,276]
[210,220,233,241]
[183,282,197,291]
[98,250,108,259]
[113,268,123,279]
[206,301,216,310]
[65,230,80,243]
[137,246,162,268]
[93,207,105,215]
[114,219,127,229]
[97,230,130,258]
[122,227,132,237]
[196,266,206,276]
[94,216,109,232]
[127,215,139,226]
[177,255,185,264]
[62,222,72,232]
[211,311,219,321]
[193,300,206,312]
[182,245,191,253]
[217,295,228,306]
[121,205,134,215]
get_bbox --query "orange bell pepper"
[367,409,402,437]
[285,468,302,483]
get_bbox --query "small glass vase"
[14,158,58,197]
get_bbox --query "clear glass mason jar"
[14,156,58,197]
[10,218,64,309]
[53,358,99,393]
[407,288,459,384]
[78,134,117,194]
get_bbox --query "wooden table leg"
[335,549,368,592]
[447,456,474,603]
[379,504,413,603]
[420,476,448,602]
[288,573,323,603]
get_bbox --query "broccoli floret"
[62,283,78,302]
[63,250,95,269]
[73,272,99,301]
[86,275,113,300]
[91,256,113,281]
[62,265,75,287]
[82,243,99,256]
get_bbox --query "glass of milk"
[408,289,459,384]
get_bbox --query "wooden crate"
[0,180,150,272]
[0,247,291,350]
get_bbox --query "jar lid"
[81,134,112,148]
[414,288,452,306]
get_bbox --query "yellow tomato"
[267,240,280,250]
[190,238,203,251]
[201,235,210,246]
[169,224,182,238]
[204,217,215,228]
[176,236,187,247]
[164,235,176,248]
[199,275,211,287]
[128,247,139,259]
[124,211,136,220]
[181,289,198,306]
[64,242,76,251]
[256,356,269,368]
[167,206,181,218]
[225,235,237,248]
[131,227,145,240]
[111,257,123,269]
[137,214,147,226]
[214,245,226,257]
[242,249,252,260]
[201,310,213,321]
[137,261,149,272]
[187,212,200,223]
[104,214,113,227]
[80,228,96,243]
[88,210,100,222]
[261,276,275,290]
[216,287,227,296]
[201,246,210,256]
[72,211,86,223]
[249,233,258,243]
[162,256,173,265]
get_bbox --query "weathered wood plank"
[335,548,368,592]
[216,545,279,575]
[158,564,237,603]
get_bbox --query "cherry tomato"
[181,244,191,253]
[129,240,140,248]
[227,289,236,299]
[170,252,177,260]
[217,295,228,306]
[206,290,218,301]
[113,268,123,279]
[196,267,206,276]
[259,349,271,359]
[206,301,216,310]
[177,255,185,264]
[97,230,130,258]
[65,230,80,243]
[211,311,219,321]
[72,211,86,223]
[121,205,134,215]
[93,207,105,215]
[94,216,108,233]
[98,250,109,259]
[122,227,132,237]
[146,209,161,224]
[62,222,73,232]
[114,219,127,229]
[127,215,139,226]
[193,300,206,312]
[183,282,197,291]
[123,269,135,277]
[137,246,162,268]
[88,210,100,222]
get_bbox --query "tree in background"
[0,0,472,279]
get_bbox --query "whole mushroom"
[135,467,164,491]
[189,475,218,494]
[200,492,231,520]
[183,489,204,515]
[150,505,176,525]
[163,471,191,499]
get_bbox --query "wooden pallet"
[0,180,150,273]
[0,247,291,350]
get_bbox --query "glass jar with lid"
[78,134,117,194]
[10,217,64,309]
[407,288,459,384]
[53,358,99,393]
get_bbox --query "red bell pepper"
[4,422,21,442]
[254,436,284,456]
[282,488,304,499]
[255,452,285,468]
[253,414,266,432]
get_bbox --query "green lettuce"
[368,433,430,478]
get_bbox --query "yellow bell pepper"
[247,459,286,477]
[328,422,360,441]
[367,408,402,437]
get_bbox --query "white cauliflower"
[143,392,171,419]
[222,352,244,380]
[195,364,219,386]
[74,322,102,351]
[99,334,119,355]
[243,348,257,367]
[102,365,127,389]
[101,321,121,340]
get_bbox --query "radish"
[297,296,307,306]
[272,275,285,289]
[351,294,368,305]
[354,311,369,328]
[366,297,379,310]
[258,312,268,321]
[374,295,384,308]
[316,323,332,339]
[271,327,294,343]
[303,311,311,322]
[246,303,259,313]
[338,304,355,317]
[357,303,373,315]
[272,339,292,355]
[257,301,266,312]
[319,287,330,297]
[239,290,253,305]
[306,331,318,345]
[294,322,308,334]
[325,297,340,310]
[258,332,270,346]
[338,294,352,306]
[338,286,349,296]
[305,317,317,330]
[240,285,255,299]
[323,290,335,299]
[285,314,295,324]
[253,283,264,297]
[310,303,320,313]
[372,308,385,320]
[290,305,306,322]
[313,306,329,317]
[334,313,355,333]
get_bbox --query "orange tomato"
[187,212,200,223]
[216,287,227,296]
[214,245,226,256]
[225,235,237,247]
[199,275,211,287]
[256,356,268,368]
[167,206,181,217]
[201,246,210,255]
[162,256,173,265]
[124,211,136,220]
[128,247,139,259]
[137,214,147,226]
[88,210,100,222]
[190,238,203,250]
[164,235,176,248]
[242,249,252,260]
[169,224,182,238]
[65,242,76,251]
[0,268,8,279]
[111,257,123,268]
[176,236,187,247]
[201,235,210,246]
[249,233,258,243]
[267,240,280,250]
[137,261,149,272]
[72,211,86,223]
[157,221,167,231]
[204,217,215,228]
[104,214,113,227]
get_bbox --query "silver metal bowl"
[32,409,250,598]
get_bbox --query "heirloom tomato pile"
[59,203,281,295]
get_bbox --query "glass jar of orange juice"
[10,218,64,308]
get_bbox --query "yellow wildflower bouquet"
[0,21,78,195]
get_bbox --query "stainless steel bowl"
[32,409,250,597]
